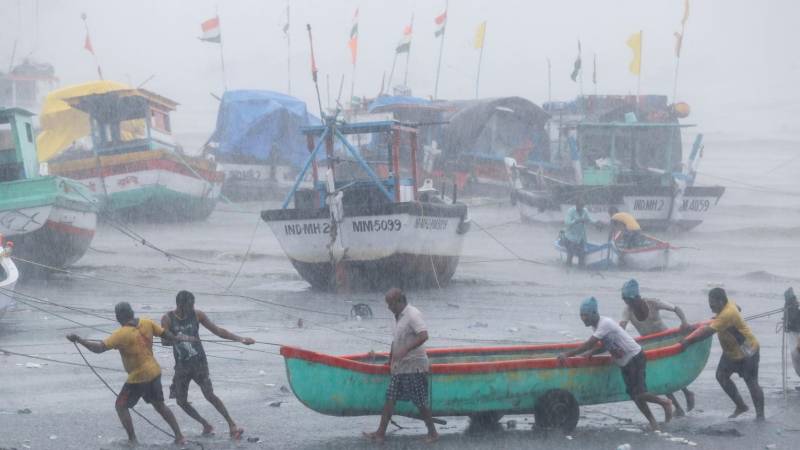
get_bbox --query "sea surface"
[1,135,799,449]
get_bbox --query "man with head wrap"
[558,297,673,430]
[619,279,695,416]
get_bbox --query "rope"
[471,219,548,266]
[225,216,262,291]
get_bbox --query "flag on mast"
[570,40,581,81]
[395,20,413,53]
[199,16,221,43]
[434,9,447,37]
[84,33,94,55]
[283,4,289,37]
[474,21,486,49]
[626,31,642,75]
[348,8,359,65]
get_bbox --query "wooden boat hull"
[554,239,617,270]
[281,326,711,419]
[615,234,671,271]
[0,252,19,319]
[262,202,469,291]
[218,162,297,201]
[513,184,725,231]
[49,149,223,222]
[0,177,97,271]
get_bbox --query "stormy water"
[1,135,799,449]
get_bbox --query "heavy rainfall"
[1,0,799,449]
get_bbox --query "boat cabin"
[0,60,59,112]
[541,95,693,187]
[63,89,179,156]
[285,120,425,210]
[0,108,39,183]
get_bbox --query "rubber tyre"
[534,389,579,433]
[468,411,504,428]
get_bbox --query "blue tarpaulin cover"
[210,90,320,168]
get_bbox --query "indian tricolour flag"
[199,16,221,43]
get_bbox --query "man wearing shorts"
[162,290,254,440]
[67,302,187,445]
[558,297,673,430]
[681,287,764,420]
[364,288,438,443]
[619,279,696,416]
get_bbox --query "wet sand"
[1,135,800,449]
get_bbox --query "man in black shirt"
[162,290,254,440]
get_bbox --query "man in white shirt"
[558,297,673,430]
[619,279,695,416]
[364,288,438,443]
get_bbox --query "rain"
[1,0,799,449]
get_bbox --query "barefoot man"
[364,288,439,443]
[161,290,254,440]
[619,279,696,417]
[680,287,765,420]
[67,302,187,445]
[558,297,673,430]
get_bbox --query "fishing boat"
[45,87,223,221]
[261,117,470,291]
[554,231,672,271]
[0,240,20,319]
[511,95,725,231]
[0,107,98,272]
[280,324,711,431]
[206,90,319,200]
[0,59,59,112]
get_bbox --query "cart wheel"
[534,389,579,433]
[468,411,503,428]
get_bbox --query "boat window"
[150,108,171,133]
[25,123,33,143]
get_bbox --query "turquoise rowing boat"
[281,324,711,431]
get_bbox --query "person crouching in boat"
[680,287,765,420]
[608,206,643,248]
[558,297,673,430]
[619,279,695,417]
[161,290,254,440]
[563,198,597,267]
[364,288,439,443]
[66,302,188,446]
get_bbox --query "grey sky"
[2,0,798,139]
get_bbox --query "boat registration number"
[352,219,403,233]
[679,199,711,212]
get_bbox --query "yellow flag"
[626,31,642,75]
[474,21,486,49]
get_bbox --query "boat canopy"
[209,90,319,168]
[36,80,132,162]
[367,95,435,113]
[442,97,550,162]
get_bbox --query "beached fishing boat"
[0,241,20,319]
[554,231,672,271]
[511,95,725,231]
[45,87,223,221]
[0,108,98,272]
[206,90,319,200]
[261,117,470,291]
[281,324,711,431]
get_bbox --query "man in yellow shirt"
[608,206,642,248]
[680,288,764,420]
[67,302,188,445]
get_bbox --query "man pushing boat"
[680,287,765,420]
[161,290,254,440]
[558,297,673,430]
[364,288,439,443]
[608,206,643,248]
[66,302,188,445]
[618,279,695,417]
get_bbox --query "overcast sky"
[2,0,799,140]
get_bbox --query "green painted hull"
[104,185,217,222]
[0,176,98,213]
[282,327,711,418]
